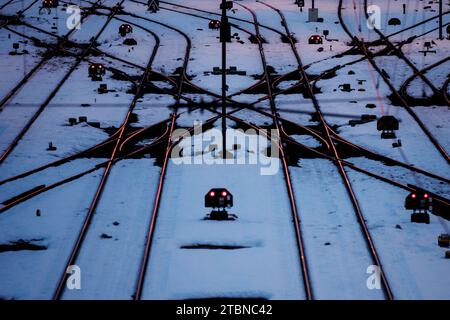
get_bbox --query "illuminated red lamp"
[209,19,221,30]
[205,188,233,210]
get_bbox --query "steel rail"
[259,0,394,300]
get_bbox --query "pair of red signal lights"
[411,193,429,199]
[209,190,227,197]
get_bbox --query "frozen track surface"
[142,158,305,299]
[0,0,449,300]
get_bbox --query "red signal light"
[221,191,227,197]
[411,193,416,199]
[210,191,215,197]
[424,193,429,199]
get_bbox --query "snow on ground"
[406,60,450,97]
[0,158,105,202]
[233,101,276,127]
[347,168,450,299]
[142,130,305,299]
[317,58,450,177]
[62,159,160,300]
[0,56,78,158]
[0,0,448,300]
[0,101,114,175]
[231,1,299,75]
[96,16,158,69]
[0,4,160,174]
[414,106,450,152]
[0,27,46,98]
[348,157,450,198]
[124,0,264,97]
[290,159,384,299]
[0,170,101,299]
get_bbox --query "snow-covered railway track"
[203,99,450,212]
[251,0,395,299]
[399,56,450,105]
[0,0,16,11]
[0,0,40,22]
[127,0,449,300]
[132,14,191,301]
[0,0,448,300]
[0,0,107,111]
[235,1,313,300]
[0,0,116,164]
[338,0,450,165]
[51,0,164,298]
[361,0,447,106]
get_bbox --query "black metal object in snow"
[205,188,233,209]
[405,191,432,224]
[205,188,234,221]
[377,116,399,139]
[119,24,133,37]
[89,63,106,81]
